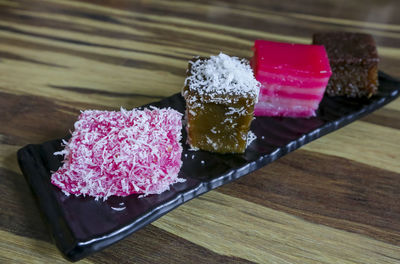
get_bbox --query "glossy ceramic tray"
[18,72,400,262]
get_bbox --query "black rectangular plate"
[18,72,400,261]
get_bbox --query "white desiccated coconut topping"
[185,53,260,101]
[246,130,257,147]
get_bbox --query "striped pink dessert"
[252,40,332,117]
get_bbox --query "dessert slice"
[182,53,260,154]
[51,107,184,200]
[252,40,332,117]
[313,32,379,97]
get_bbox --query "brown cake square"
[182,53,260,154]
[312,32,379,97]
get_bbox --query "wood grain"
[0,230,92,264]
[302,121,400,173]
[217,149,400,245]
[154,191,400,264]
[361,107,400,129]
[1,0,399,263]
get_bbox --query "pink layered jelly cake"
[252,40,332,117]
[51,107,185,200]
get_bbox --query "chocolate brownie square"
[313,32,379,97]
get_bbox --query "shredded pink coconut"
[51,107,185,200]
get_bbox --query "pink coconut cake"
[51,107,185,200]
[252,40,332,117]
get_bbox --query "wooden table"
[1,0,399,263]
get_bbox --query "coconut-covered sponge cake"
[252,40,332,117]
[182,53,260,154]
[51,107,184,200]
[313,32,379,97]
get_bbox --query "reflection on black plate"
[18,72,400,261]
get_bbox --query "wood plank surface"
[1,0,399,263]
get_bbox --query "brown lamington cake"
[182,53,260,154]
[312,32,379,97]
